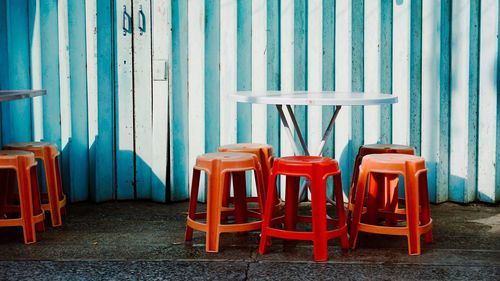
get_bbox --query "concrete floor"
[0,201,498,280]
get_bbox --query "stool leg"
[333,174,349,250]
[384,175,399,226]
[206,171,224,252]
[233,171,248,224]
[253,163,266,218]
[350,168,369,249]
[418,171,433,243]
[221,173,231,222]
[17,167,36,244]
[30,166,45,232]
[347,154,363,224]
[44,157,62,227]
[259,172,278,255]
[185,168,201,242]
[284,176,299,231]
[311,175,328,261]
[367,173,382,225]
[405,166,421,255]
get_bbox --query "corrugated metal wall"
[0,0,498,204]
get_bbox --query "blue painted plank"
[67,0,90,202]
[466,0,480,202]
[0,0,6,147]
[171,0,189,201]
[437,0,451,203]
[267,0,280,157]
[3,0,32,144]
[114,0,135,200]
[294,0,307,151]
[380,0,393,144]
[409,0,422,154]
[351,0,363,158]
[237,0,252,143]
[205,0,220,153]
[496,0,500,203]
[93,0,115,202]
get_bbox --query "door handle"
[138,5,146,35]
[122,5,131,35]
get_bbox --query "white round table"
[230,91,398,202]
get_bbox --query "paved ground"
[0,201,498,280]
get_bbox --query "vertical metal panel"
[3,0,32,144]
[58,0,72,198]
[220,0,237,147]
[293,0,307,152]
[450,0,470,202]
[422,0,441,202]
[478,0,499,203]
[363,0,381,145]
[205,0,220,154]
[115,0,135,200]
[380,0,393,144]
[0,0,8,143]
[151,0,171,202]
[351,0,363,161]
[236,0,252,144]
[307,0,322,157]
[171,0,189,201]
[335,0,353,195]
[29,0,43,142]
[322,0,335,160]
[409,0,422,154]
[188,0,205,201]
[67,0,89,202]
[134,0,153,199]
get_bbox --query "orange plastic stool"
[185,152,266,252]
[218,143,278,216]
[349,154,433,255]
[0,151,45,244]
[258,156,349,262]
[4,142,67,227]
[348,144,416,224]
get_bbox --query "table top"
[0,90,46,102]
[230,91,397,106]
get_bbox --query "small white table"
[230,91,398,202]
[0,90,46,102]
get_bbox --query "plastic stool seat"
[0,150,45,244]
[4,142,67,227]
[349,153,433,255]
[185,152,266,252]
[259,156,348,262]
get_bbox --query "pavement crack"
[244,261,250,281]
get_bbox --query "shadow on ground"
[0,201,498,280]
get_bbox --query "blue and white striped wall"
[0,0,498,204]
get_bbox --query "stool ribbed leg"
[259,172,278,254]
[311,176,328,261]
[17,166,36,244]
[367,173,382,225]
[333,174,349,250]
[233,171,248,224]
[418,172,433,243]
[45,156,62,227]
[384,175,400,226]
[206,171,223,252]
[185,168,201,242]
[405,165,421,255]
[253,163,266,218]
[30,166,45,233]
[350,168,369,249]
[347,154,363,224]
[284,176,299,231]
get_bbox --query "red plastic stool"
[349,154,433,255]
[218,143,279,217]
[4,142,67,227]
[348,144,416,225]
[258,156,349,262]
[0,151,45,244]
[185,152,266,252]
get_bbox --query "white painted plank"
[307,0,322,156]
[449,0,470,201]
[279,0,295,198]
[478,0,498,202]
[392,0,410,145]
[188,0,205,200]
[151,0,171,202]
[335,0,352,198]
[29,0,43,140]
[363,0,381,144]
[220,0,237,147]
[421,0,441,199]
